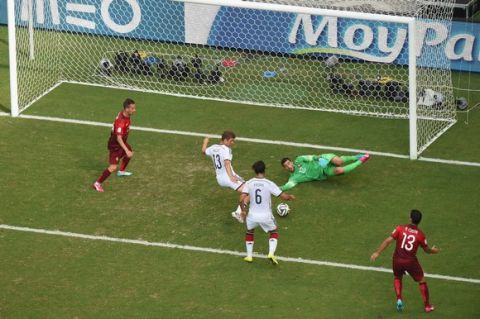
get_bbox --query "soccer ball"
[276,203,290,217]
[99,58,113,76]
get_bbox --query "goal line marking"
[16,114,480,167]
[0,224,479,285]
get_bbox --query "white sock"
[246,241,254,257]
[268,238,278,256]
[235,205,242,213]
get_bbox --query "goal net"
[9,0,455,158]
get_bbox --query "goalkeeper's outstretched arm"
[280,180,297,191]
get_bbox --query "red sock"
[245,233,254,242]
[269,232,279,240]
[419,282,430,306]
[97,169,111,184]
[394,277,402,300]
[120,157,130,171]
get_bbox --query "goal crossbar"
[173,0,415,24]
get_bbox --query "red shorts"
[108,143,132,164]
[393,258,424,282]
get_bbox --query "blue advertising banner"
[0,0,479,72]
[206,7,478,72]
[10,0,184,43]
[0,0,6,25]
[207,10,410,65]
[448,21,480,72]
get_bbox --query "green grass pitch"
[0,26,480,318]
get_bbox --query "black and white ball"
[325,55,339,68]
[99,58,113,76]
[276,203,290,217]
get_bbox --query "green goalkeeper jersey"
[280,155,328,191]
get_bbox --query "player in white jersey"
[202,131,245,223]
[239,160,295,265]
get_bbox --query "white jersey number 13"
[401,233,415,251]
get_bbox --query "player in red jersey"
[93,98,136,192]
[370,209,439,313]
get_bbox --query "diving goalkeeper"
[279,153,370,191]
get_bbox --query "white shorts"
[246,215,277,233]
[216,174,245,191]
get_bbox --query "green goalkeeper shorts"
[320,153,336,162]
[320,153,337,177]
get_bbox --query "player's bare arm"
[370,236,394,261]
[117,135,133,158]
[239,193,250,219]
[224,160,238,182]
[201,137,209,154]
[423,245,440,254]
[279,192,295,201]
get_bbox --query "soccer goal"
[8,0,455,159]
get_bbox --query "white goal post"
[7,0,455,159]
[7,0,19,117]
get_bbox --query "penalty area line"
[1,224,479,285]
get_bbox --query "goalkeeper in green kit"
[279,153,370,191]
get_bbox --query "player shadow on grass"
[76,152,109,176]
[0,58,10,113]
[0,103,9,113]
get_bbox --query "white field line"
[0,111,10,116]
[17,114,480,167]
[418,157,480,166]
[418,156,480,167]
[1,224,479,285]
